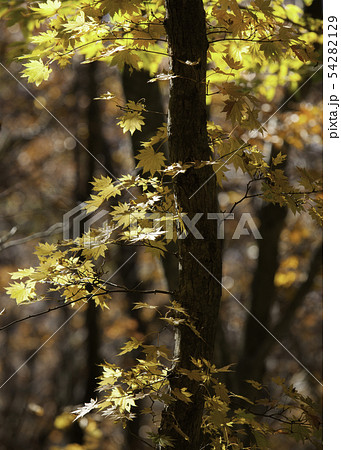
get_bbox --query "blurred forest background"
[0,1,322,449]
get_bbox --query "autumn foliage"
[1,0,322,448]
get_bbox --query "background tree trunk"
[121,65,177,449]
[159,1,222,448]
[121,65,179,293]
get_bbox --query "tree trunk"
[235,144,288,396]
[236,202,287,388]
[121,66,176,449]
[159,1,222,448]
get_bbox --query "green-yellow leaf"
[30,0,61,17]
[22,59,52,86]
[6,282,36,304]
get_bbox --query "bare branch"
[0,286,173,331]
[0,223,63,251]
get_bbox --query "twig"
[228,184,322,215]
[0,287,173,331]
[103,283,174,296]
[0,294,95,331]
[0,223,63,251]
[229,179,260,214]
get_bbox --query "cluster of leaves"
[85,173,178,253]
[5,240,109,307]
[5,154,321,309]
[10,0,320,87]
[3,0,322,447]
[205,120,322,220]
[5,168,177,306]
[69,302,321,449]
[206,0,321,99]
[1,0,322,222]
[10,0,167,83]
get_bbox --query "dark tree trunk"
[255,242,322,366]
[236,145,288,393]
[76,62,104,402]
[236,201,287,387]
[121,66,177,449]
[159,1,222,448]
[121,66,179,293]
[122,66,168,157]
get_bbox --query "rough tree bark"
[159,1,222,448]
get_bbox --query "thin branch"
[51,37,169,64]
[209,38,283,44]
[0,223,63,251]
[113,240,179,257]
[117,104,167,116]
[0,294,94,331]
[126,429,154,448]
[229,179,262,214]
[228,185,322,214]
[0,286,173,331]
[110,36,167,43]
[103,281,173,296]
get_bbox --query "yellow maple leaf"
[91,175,113,191]
[11,267,36,280]
[34,242,58,257]
[6,282,36,304]
[118,110,145,134]
[118,337,143,355]
[22,59,52,86]
[30,0,61,17]
[89,176,121,203]
[111,202,135,229]
[101,0,141,16]
[110,49,141,72]
[82,243,107,260]
[136,146,166,175]
[117,100,146,134]
[85,194,104,213]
